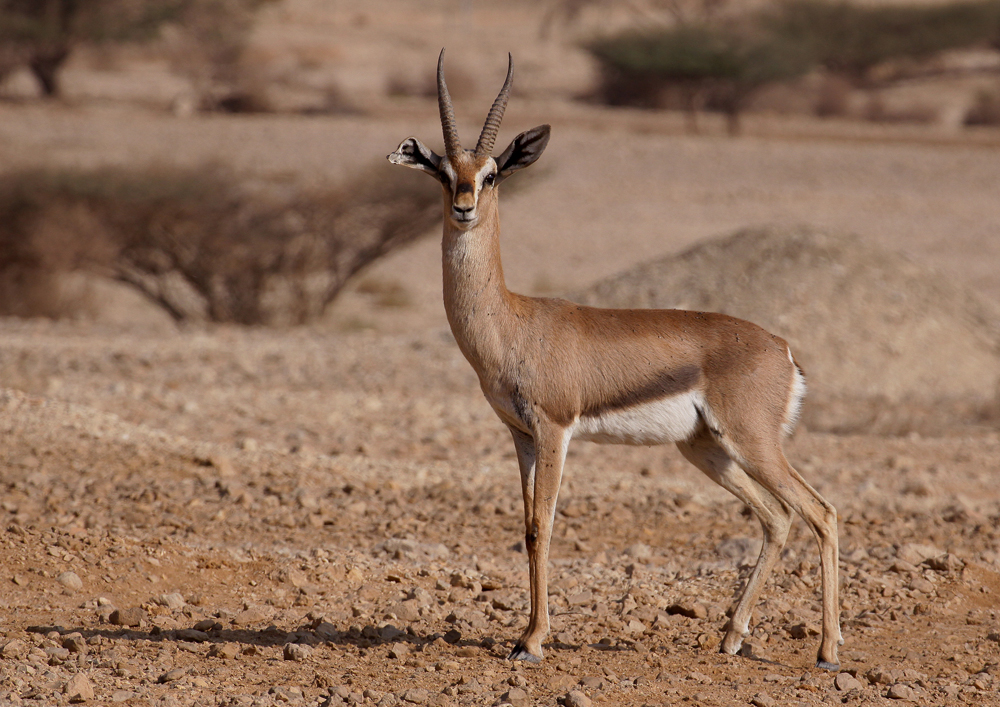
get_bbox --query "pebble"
[283,642,312,661]
[750,694,776,707]
[388,642,410,659]
[835,672,864,691]
[64,672,95,702]
[176,628,210,642]
[788,623,820,639]
[561,690,592,707]
[208,643,240,659]
[157,592,186,610]
[58,571,83,592]
[62,633,87,653]
[624,543,652,560]
[401,688,429,704]
[158,668,187,683]
[109,607,145,627]
[666,602,708,619]
[501,687,529,707]
[1,638,26,659]
[232,607,270,627]
[896,543,942,565]
[887,683,916,700]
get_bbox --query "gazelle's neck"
[442,201,516,367]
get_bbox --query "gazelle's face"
[388,51,551,231]
[440,150,498,229]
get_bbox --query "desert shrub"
[0,0,274,100]
[0,164,440,325]
[765,0,1000,84]
[587,23,813,133]
[965,86,1000,125]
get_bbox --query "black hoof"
[507,645,542,663]
[816,660,840,671]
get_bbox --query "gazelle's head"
[388,50,550,231]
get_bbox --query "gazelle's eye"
[484,173,496,186]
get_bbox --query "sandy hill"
[574,225,1000,434]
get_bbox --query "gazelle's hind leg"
[677,429,794,658]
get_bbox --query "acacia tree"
[588,23,812,134]
[0,0,272,99]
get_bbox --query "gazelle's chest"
[480,380,533,435]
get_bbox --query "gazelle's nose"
[453,203,474,215]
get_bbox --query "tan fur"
[389,52,841,670]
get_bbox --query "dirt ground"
[3,1,1000,705]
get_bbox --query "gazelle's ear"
[388,137,445,183]
[495,125,550,185]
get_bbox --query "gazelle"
[388,50,842,670]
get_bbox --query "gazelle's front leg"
[508,422,568,663]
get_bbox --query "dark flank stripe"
[581,364,701,418]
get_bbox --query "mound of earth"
[573,226,1000,434]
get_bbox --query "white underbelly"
[573,391,701,445]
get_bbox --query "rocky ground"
[2,1,1000,699]
[1,318,999,706]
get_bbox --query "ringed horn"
[436,48,514,157]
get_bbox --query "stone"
[625,619,647,634]
[157,593,186,610]
[208,643,239,659]
[925,554,964,572]
[561,690,592,707]
[401,688,429,704]
[64,672,95,702]
[176,628,210,642]
[46,645,71,663]
[62,633,87,653]
[232,607,270,627]
[887,683,916,700]
[283,643,312,661]
[909,577,935,594]
[58,571,84,592]
[109,607,145,627]
[750,694,777,707]
[835,673,864,691]
[666,602,708,619]
[501,687,529,706]
[1,638,26,659]
[158,668,187,683]
[388,642,410,659]
[788,623,820,639]
[896,543,942,566]
[624,543,652,560]
[380,624,405,641]
[865,667,895,685]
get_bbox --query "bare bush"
[0,0,274,101]
[0,165,440,325]
[965,85,1000,125]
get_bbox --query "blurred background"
[0,0,999,438]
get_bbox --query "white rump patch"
[573,391,702,446]
[783,353,807,437]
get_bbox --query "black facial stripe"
[456,182,475,195]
